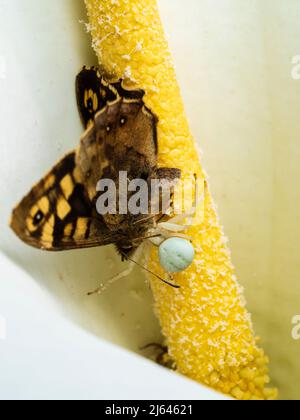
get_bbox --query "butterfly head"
[114,224,147,260]
[117,243,139,261]
[116,231,145,260]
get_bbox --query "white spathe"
[0,252,226,400]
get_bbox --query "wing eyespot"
[85,89,98,114]
[33,210,45,226]
[87,98,93,111]
[120,117,127,126]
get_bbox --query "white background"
[0,0,300,399]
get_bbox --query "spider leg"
[158,175,206,230]
[87,246,144,296]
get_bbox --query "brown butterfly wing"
[11,71,179,253]
[76,97,159,204]
[10,152,116,251]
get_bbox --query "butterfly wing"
[76,96,159,205]
[11,70,178,252]
[76,67,145,129]
[10,152,116,251]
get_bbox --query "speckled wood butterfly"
[10,67,181,263]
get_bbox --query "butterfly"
[10,67,182,266]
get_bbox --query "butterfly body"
[10,67,181,261]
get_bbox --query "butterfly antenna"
[123,253,180,289]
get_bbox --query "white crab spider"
[88,210,198,296]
